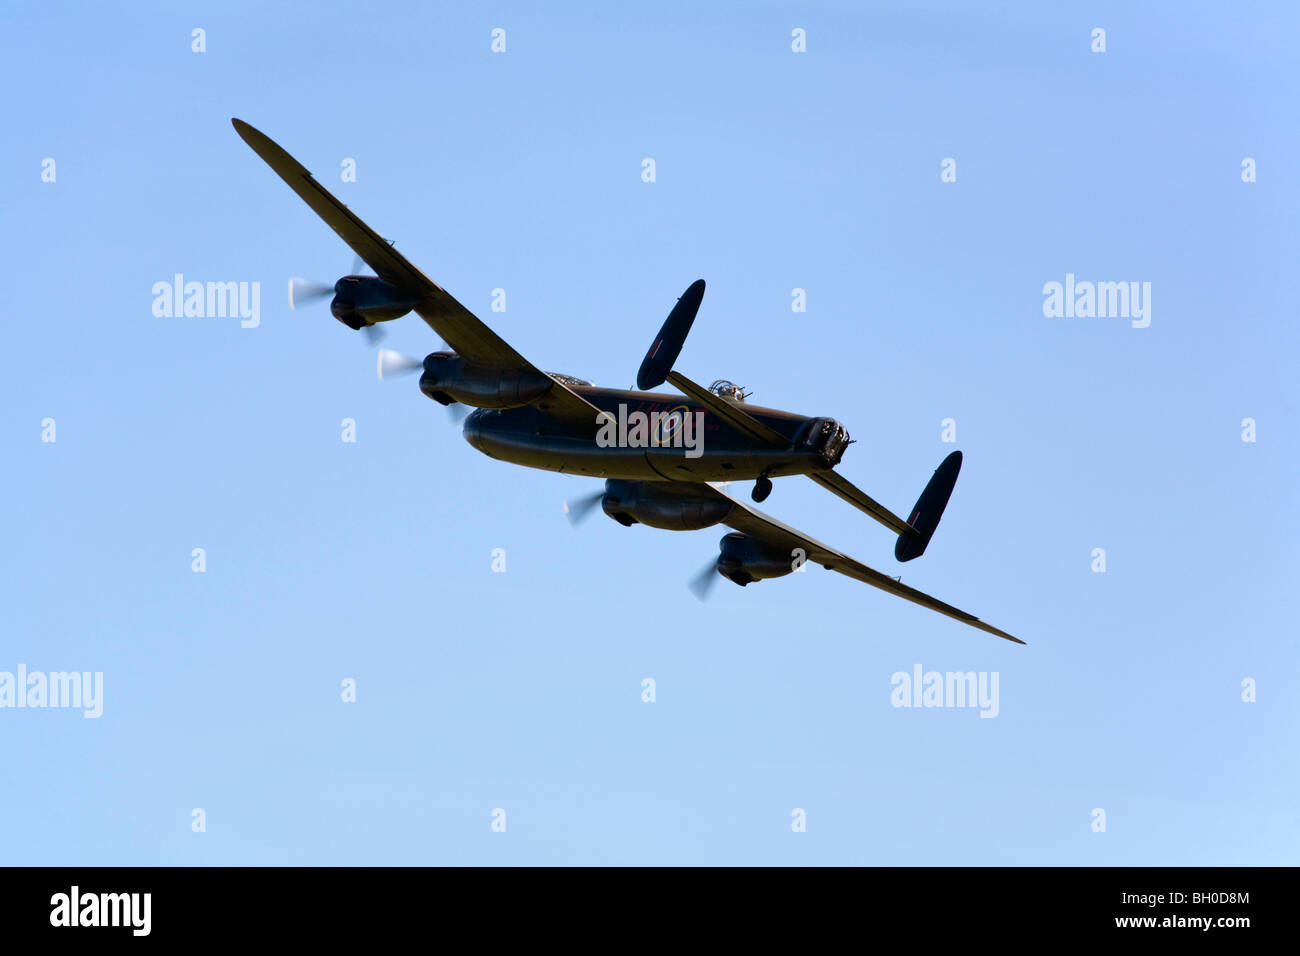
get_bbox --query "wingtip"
[981,621,1026,645]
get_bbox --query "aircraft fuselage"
[460,385,850,482]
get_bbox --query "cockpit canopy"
[548,372,593,387]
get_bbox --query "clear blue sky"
[3,1,1296,865]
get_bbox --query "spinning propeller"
[376,349,469,423]
[376,349,422,380]
[688,557,721,601]
[562,487,720,598]
[288,253,388,345]
[563,489,605,527]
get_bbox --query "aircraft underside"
[231,117,1024,644]
[461,408,827,481]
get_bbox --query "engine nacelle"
[330,276,419,330]
[419,352,552,408]
[601,480,733,531]
[715,531,799,586]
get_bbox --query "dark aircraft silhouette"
[232,119,1023,644]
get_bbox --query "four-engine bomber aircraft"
[232,118,1023,644]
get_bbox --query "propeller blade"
[446,402,471,425]
[351,252,368,275]
[688,557,722,601]
[563,489,605,528]
[288,277,333,309]
[361,324,388,346]
[377,349,422,380]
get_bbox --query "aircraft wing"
[700,483,1024,644]
[231,118,602,425]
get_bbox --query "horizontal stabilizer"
[807,470,915,537]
